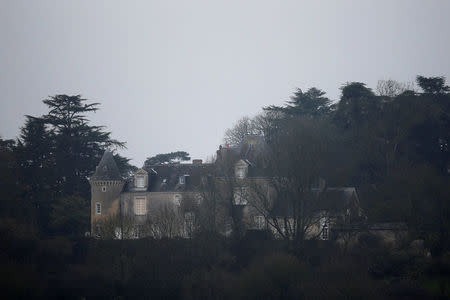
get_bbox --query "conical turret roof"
[90,151,122,181]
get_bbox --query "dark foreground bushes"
[1,229,449,299]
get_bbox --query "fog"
[1,0,449,166]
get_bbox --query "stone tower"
[89,151,124,234]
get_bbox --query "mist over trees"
[0,75,449,298]
[223,75,449,253]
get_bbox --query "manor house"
[89,136,363,239]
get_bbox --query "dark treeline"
[227,77,449,246]
[0,76,449,298]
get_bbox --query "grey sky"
[1,0,449,167]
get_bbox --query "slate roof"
[216,135,269,177]
[126,163,215,192]
[90,151,123,181]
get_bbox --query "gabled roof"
[135,168,148,175]
[90,151,122,181]
[131,163,214,192]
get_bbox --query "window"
[94,225,101,238]
[134,226,141,239]
[233,187,248,205]
[179,175,185,185]
[95,202,101,215]
[322,224,329,240]
[136,176,145,188]
[174,194,182,206]
[115,227,122,239]
[236,167,245,179]
[101,186,107,192]
[320,216,329,240]
[134,197,147,215]
[254,215,265,230]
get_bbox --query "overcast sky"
[1,0,449,167]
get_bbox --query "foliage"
[50,195,89,236]
[267,87,332,118]
[36,95,126,197]
[11,95,134,234]
[145,151,191,166]
[250,117,340,245]
[416,75,450,95]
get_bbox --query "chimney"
[192,159,203,165]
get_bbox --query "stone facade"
[90,136,364,239]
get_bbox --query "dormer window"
[179,175,185,185]
[136,176,145,188]
[133,169,148,189]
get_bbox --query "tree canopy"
[144,151,191,166]
[12,95,134,234]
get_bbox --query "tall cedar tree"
[265,87,331,118]
[38,95,127,197]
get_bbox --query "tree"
[17,95,133,235]
[376,79,415,97]
[114,154,137,178]
[334,82,379,129]
[224,111,283,146]
[416,75,449,95]
[33,95,127,198]
[265,87,331,118]
[214,148,248,240]
[92,214,135,239]
[148,203,184,238]
[0,138,34,223]
[50,195,89,236]
[15,117,56,232]
[144,151,190,166]
[249,117,338,249]
[223,116,260,145]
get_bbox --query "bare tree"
[148,202,184,238]
[248,117,337,248]
[376,79,415,97]
[195,176,220,233]
[224,111,284,146]
[92,213,135,239]
[223,116,260,145]
[214,149,248,239]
